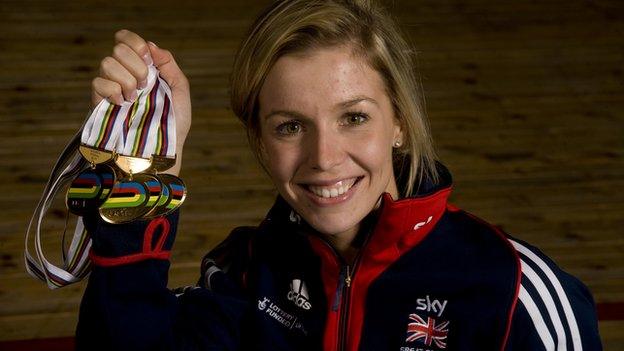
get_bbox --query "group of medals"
[66,65,186,224]
[67,146,186,224]
[26,64,185,288]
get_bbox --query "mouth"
[299,176,364,205]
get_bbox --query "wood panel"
[0,0,622,347]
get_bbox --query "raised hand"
[91,29,191,176]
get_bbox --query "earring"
[393,140,402,148]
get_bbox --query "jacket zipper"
[337,264,351,351]
[314,216,377,351]
[336,249,365,351]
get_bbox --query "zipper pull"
[345,265,351,288]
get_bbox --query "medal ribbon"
[25,64,177,289]
[117,65,176,160]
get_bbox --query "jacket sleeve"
[504,239,603,350]
[75,211,252,351]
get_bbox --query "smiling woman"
[67,0,603,350]
[258,47,403,257]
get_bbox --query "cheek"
[263,139,301,184]
[357,132,394,176]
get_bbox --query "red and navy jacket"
[76,163,602,350]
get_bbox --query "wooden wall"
[0,0,622,348]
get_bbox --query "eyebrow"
[263,96,378,120]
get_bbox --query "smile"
[300,176,363,205]
[307,177,358,198]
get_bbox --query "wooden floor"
[0,0,622,348]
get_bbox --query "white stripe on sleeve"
[521,259,567,350]
[519,285,556,350]
[511,240,582,350]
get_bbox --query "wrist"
[163,146,183,176]
[86,210,180,267]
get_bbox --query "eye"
[275,120,303,135]
[343,112,369,126]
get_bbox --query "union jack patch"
[405,313,449,349]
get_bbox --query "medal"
[99,173,154,224]
[79,145,115,165]
[66,164,115,216]
[99,169,115,200]
[142,176,167,218]
[160,173,187,212]
[115,154,152,175]
[150,155,177,172]
[144,175,173,218]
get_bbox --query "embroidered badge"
[405,313,449,349]
[402,296,450,350]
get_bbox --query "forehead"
[258,46,386,113]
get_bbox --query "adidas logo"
[287,279,312,310]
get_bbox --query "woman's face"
[258,45,402,240]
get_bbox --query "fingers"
[112,42,149,89]
[92,29,152,108]
[99,56,138,102]
[93,29,190,110]
[92,77,123,107]
[114,29,152,66]
[147,41,189,91]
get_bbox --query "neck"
[322,198,384,265]
[324,226,360,265]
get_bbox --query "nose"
[306,127,346,171]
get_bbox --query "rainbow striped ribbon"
[25,64,177,289]
[117,65,176,159]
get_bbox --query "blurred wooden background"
[0,0,622,349]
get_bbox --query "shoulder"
[445,206,601,349]
[441,206,520,269]
[504,237,602,350]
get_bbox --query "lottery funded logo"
[256,296,308,336]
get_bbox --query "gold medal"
[159,174,187,213]
[145,174,186,217]
[150,155,177,172]
[66,164,116,216]
[142,176,167,218]
[115,154,152,175]
[79,144,115,165]
[143,176,172,218]
[98,173,154,224]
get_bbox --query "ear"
[392,118,404,146]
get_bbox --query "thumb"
[147,41,189,90]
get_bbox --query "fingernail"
[129,91,138,102]
[110,96,123,106]
[142,52,153,66]
[143,41,157,66]
[138,79,147,90]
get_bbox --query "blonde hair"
[230,0,439,197]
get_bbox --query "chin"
[303,210,362,237]
[279,175,379,237]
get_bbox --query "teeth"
[308,178,358,198]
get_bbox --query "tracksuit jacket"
[76,163,602,350]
